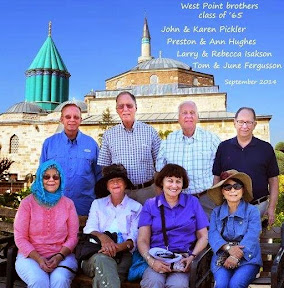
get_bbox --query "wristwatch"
[225,244,231,251]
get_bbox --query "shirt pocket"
[77,152,94,175]
[139,144,152,162]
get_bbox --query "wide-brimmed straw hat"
[95,164,134,198]
[207,170,253,205]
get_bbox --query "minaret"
[138,18,154,63]
[25,22,70,111]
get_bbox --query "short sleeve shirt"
[213,136,279,200]
[138,193,209,253]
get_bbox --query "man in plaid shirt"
[98,91,161,204]
[156,100,221,217]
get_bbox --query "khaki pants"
[126,184,156,205]
[82,252,132,288]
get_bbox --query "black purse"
[75,231,123,263]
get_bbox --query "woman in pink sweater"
[14,160,79,288]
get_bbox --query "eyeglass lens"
[222,183,243,191]
[43,174,60,180]
[116,104,134,109]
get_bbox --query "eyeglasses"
[62,115,81,120]
[180,111,196,116]
[222,183,243,191]
[43,174,60,181]
[116,104,135,110]
[236,120,254,127]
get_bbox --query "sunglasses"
[222,183,243,191]
[43,174,60,181]
[155,251,176,259]
[116,104,135,110]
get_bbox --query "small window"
[9,135,19,154]
[150,75,159,84]
[116,80,123,89]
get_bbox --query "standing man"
[156,100,221,217]
[40,103,101,216]
[213,107,279,225]
[98,91,161,204]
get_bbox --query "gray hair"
[178,101,198,114]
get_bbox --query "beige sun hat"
[207,170,253,206]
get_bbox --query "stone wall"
[88,93,227,115]
[106,69,214,90]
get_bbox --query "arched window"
[193,78,199,86]
[9,135,19,154]
[150,75,159,84]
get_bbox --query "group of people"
[13,91,279,288]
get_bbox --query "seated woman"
[138,163,209,288]
[208,170,262,288]
[82,164,142,288]
[14,160,79,288]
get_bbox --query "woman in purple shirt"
[138,164,209,288]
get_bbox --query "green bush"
[0,188,30,208]
[275,175,284,226]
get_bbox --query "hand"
[38,257,54,273]
[223,255,239,270]
[180,256,194,272]
[228,245,244,260]
[265,206,275,226]
[98,234,118,257]
[46,254,62,270]
[152,259,171,274]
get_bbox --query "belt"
[251,196,268,205]
[132,179,154,190]
[193,190,207,198]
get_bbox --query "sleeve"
[208,208,227,254]
[138,200,153,228]
[127,203,143,251]
[93,142,102,183]
[212,133,221,155]
[83,200,100,234]
[39,139,48,164]
[155,140,167,172]
[14,199,36,257]
[151,129,162,165]
[212,142,222,176]
[62,201,79,251]
[240,205,261,261]
[97,132,112,166]
[267,144,280,178]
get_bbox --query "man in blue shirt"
[40,103,101,215]
[213,107,279,225]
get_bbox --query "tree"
[98,108,115,146]
[275,175,284,226]
[275,141,284,153]
[158,130,172,140]
[0,158,14,181]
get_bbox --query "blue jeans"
[213,264,260,288]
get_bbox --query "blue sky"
[0,0,283,146]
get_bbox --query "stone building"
[0,18,272,181]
